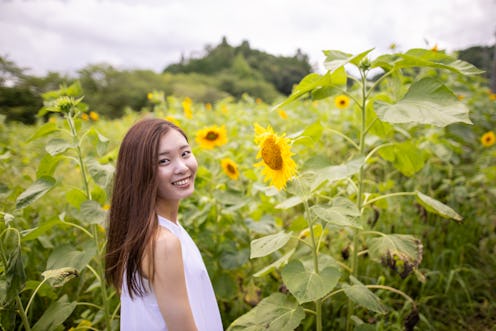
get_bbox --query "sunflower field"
[1,48,496,331]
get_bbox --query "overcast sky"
[1,0,495,76]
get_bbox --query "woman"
[105,118,223,331]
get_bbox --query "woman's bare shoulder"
[154,227,182,258]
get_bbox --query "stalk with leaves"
[2,82,117,330]
[228,48,482,331]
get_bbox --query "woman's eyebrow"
[158,145,190,156]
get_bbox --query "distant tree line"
[457,45,496,91]
[0,37,312,124]
[1,38,494,124]
[165,37,312,96]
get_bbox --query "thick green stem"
[66,111,111,330]
[15,296,32,331]
[92,224,112,331]
[66,113,91,200]
[301,182,322,331]
[316,301,322,331]
[347,68,369,331]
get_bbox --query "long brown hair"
[105,117,188,298]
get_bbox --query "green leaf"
[416,191,463,222]
[354,324,377,331]
[32,295,77,331]
[86,127,110,156]
[365,97,394,138]
[5,245,26,303]
[212,273,238,301]
[343,276,388,314]
[65,188,88,208]
[310,198,362,229]
[36,154,65,178]
[46,242,96,272]
[16,176,56,209]
[250,231,293,258]
[311,157,363,191]
[323,49,374,73]
[213,190,247,207]
[21,218,62,241]
[375,78,472,127]
[275,68,346,108]
[368,234,423,278]
[220,247,250,270]
[397,49,485,75]
[378,142,426,177]
[276,73,326,107]
[301,253,340,273]
[227,293,305,331]
[22,280,57,300]
[45,138,73,156]
[253,249,295,277]
[245,217,277,235]
[77,200,107,225]
[41,81,83,100]
[281,259,341,303]
[27,122,59,142]
[86,158,115,189]
[276,196,304,209]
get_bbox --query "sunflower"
[89,111,99,121]
[195,125,228,149]
[182,97,193,119]
[481,131,495,147]
[254,123,297,190]
[335,95,350,109]
[221,158,239,180]
[277,109,288,119]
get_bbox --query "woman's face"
[156,129,198,205]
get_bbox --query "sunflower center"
[227,164,236,174]
[261,138,283,170]
[340,99,346,106]
[206,131,219,141]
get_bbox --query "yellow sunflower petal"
[481,131,495,147]
[221,158,239,180]
[254,124,297,190]
[196,125,228,149]
[335,95,350,109]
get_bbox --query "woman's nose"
[174,159,188,173]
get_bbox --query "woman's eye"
[159,159,170,165]
[182,151,192,158]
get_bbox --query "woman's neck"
[156,199,179,223]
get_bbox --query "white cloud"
[0,0,494,76]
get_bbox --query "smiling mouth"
[172,177,191,186]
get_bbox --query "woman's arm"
[152,230,198,331]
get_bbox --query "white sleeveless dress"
[120,216,223,331]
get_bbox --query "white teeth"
[173,178,189,186]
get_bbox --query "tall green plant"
[1,81,117,330]
[228,48,483,330]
